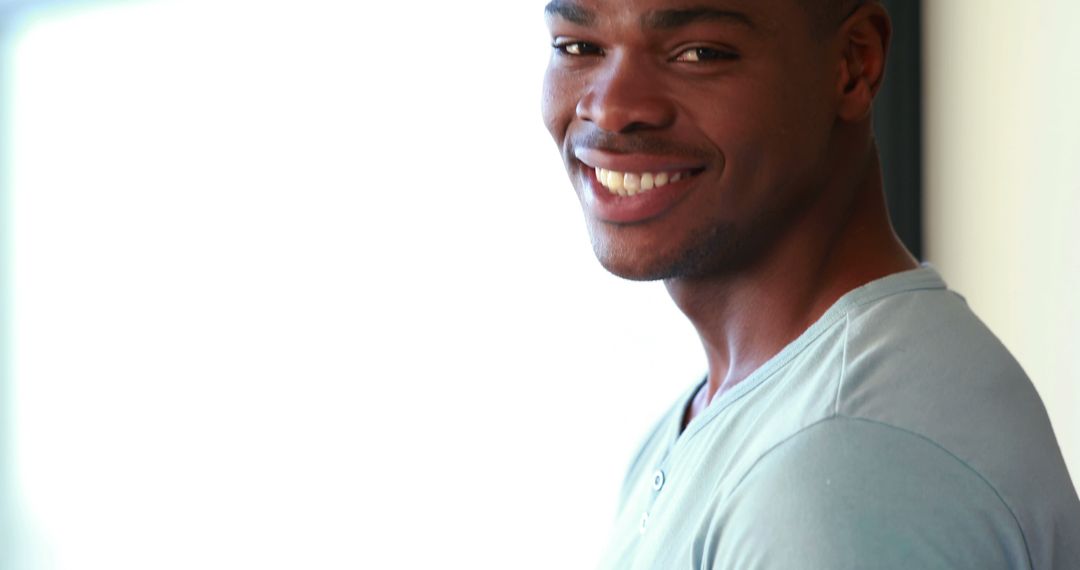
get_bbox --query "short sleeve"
[699,417,1032,570]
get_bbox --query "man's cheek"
[541,78,566,139]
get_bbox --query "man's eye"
[673,47,738,63]
[553,41,603,57]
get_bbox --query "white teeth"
[594,167,690,195]
[607,170,624,192]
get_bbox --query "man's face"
[542,0,842,280]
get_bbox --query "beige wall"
[924,1,1080,486]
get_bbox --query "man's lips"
[572,148,711,224]
[575,148,708,176]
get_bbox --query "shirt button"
[639,512,650,534]
[652,469,666,491]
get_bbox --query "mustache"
[570,129,714,160]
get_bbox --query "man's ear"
[836,2,891,122]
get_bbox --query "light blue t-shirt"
[600,267,1080,569]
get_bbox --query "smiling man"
[541,0,1080,568]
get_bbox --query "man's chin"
[591,241,679,282]
[589,222,742,282]
[600,263,668,282]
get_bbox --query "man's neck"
[670,167,918,427]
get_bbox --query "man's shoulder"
[835,281,1060,485]
[835,280,1048,462]
[821,283,1080,570]
[836,282,1038,434]
[843,278,1020,377]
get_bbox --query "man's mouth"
[570,144,716,223]
[592,167,702,197]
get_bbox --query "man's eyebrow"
[643,6,756,30]
[544,1,597,27]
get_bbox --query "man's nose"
[576,55,676,134]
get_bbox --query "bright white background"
[0,1,704,568]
